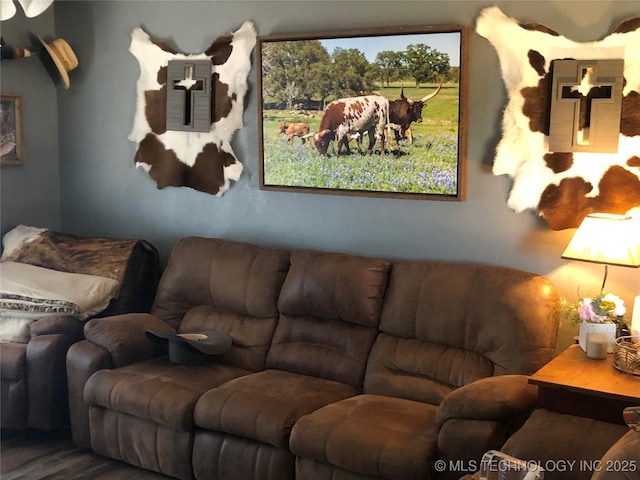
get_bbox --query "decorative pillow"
[0,262,119,342]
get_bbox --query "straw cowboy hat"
[28,32,77,89]
[146,330,232,365]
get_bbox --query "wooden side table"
[529,344,640,425]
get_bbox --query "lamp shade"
[0,0,17,21]
[17,0,53,17]
[561,213,640,267]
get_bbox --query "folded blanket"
[0,261,119,319]
[0,293,79,315]
[1,228,142,296]
[0,261,120,342]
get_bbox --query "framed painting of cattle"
[257,24,469,201]
[1,93,24,166]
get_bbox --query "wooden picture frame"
[258,24,469,201]
[1,93,24,165]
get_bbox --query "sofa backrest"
[99,241,161,317]
[364,261,560,405]
[267,249,390,389]
[151,237,290,371]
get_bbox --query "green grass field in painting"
[261,83,460,196]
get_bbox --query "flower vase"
[579,321,617,354]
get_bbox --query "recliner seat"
[70,237,291,479]
[289,261,559,480]
[191,249,390,479]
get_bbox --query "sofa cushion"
[84,357,251,431]
[502,409,628,480]
[277,250,389,327]
[379,262,559,376]
[180,305,277,372]
[364,332,492,403]
[290,394,439,480]
[267,314,379,389]
[268,250,389,388]
[151,237,290,330]
[193,369,358,448]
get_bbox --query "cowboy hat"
[146,330,232,365]
[28,32,77,89]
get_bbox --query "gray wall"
[12,0,640,350]
[0,7,61,233]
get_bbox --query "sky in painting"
[320,32,460,66]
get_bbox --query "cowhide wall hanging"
[129,22,256,196]
[476,6,640,230]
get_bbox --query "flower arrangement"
[562,292,626,325]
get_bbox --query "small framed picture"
[257,24,469,201]
[1,93,24,165]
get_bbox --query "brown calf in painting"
[278,122,311,146]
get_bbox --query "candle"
[632,296,640,337]
[586,333,608,359]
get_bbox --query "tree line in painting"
[261,39,457,110]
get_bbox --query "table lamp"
[562,213,640,334]
[1,0,53,20]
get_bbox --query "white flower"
[602,293,626,317]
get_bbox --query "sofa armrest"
[436,375,538,427]
[67,340,112,447]
[26,333,79,430]
[83,313,174,368]
[434,376,538,479]
[68,313,174,447]
[30,315,84,340]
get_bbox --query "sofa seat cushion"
[593,430,640,480]
[193,369,358,448]
[0,342,26,380]
[290,394,439,480]
[84,357,251,431]
[502,409,628,480]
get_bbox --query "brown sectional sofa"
[67,236,561,480]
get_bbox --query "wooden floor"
[1,429,172,479]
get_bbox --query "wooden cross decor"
[166,60,212,132]
[549,59,624,153]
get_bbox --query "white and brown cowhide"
[129,22,256,196]
[476,7,640,230]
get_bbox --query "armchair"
[0,227,160,430]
